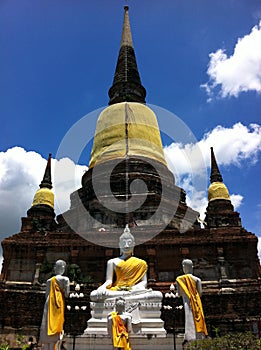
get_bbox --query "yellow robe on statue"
[110,311,132,350]
[48,277,65,336]
[176,274,208,336]
[107,257,147,291]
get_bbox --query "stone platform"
[85,294,166,337]
[65,333,185,350]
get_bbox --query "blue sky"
[0,1,261,263]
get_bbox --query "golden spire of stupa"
[31,154,54,209]
[208,147,230,202]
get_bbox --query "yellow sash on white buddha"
[47,277,64,336]
[108,257,147,290]
[110,311,132,350]
[176,274,208,336]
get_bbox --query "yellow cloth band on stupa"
[32,188,54,208]
[208,182,230,202]
[89,102,167,168]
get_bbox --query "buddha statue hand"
[117,286,132,291]
[95,285,110,299]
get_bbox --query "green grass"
[187,332,261,350]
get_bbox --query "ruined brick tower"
[1,6,260,339]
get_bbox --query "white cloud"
[0,147,87,256]
[201,123,261,165]
[164,122,261,175]
[202,21,261,99]
[53,157,87,213]
[0,255,3,275]
[0,147,45,235]
[258,237,261,260]
[164,122,261,218]
[230,194,244,210]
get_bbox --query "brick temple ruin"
[1,6,260,343]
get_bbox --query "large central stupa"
[60,6,199,244]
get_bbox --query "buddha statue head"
[182,259,193,275]
[54,259,66,276]
[115,297,126,314]
[119,225,135,256]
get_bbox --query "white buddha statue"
[86,226,165,337]
[176,259,208,345]
[90,225,161,302]
[107,297,132,349]
[39,260,70,350]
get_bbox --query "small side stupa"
[27,153,55,219]
[205,147,242,228]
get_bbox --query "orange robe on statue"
[176,274,208,336]
[107,256,147,291]
[47,277,65,336]
[110,311,132,350]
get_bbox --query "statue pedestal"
[65,334,184,350]
[85,294,166,338]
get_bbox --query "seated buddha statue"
[90,225,161,301]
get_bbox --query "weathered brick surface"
[1,160,260,338]
[1,280,260,339]
[0,283,93,340]
[0,284,45,330]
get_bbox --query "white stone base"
[85,294,166,337]
[65,333,185,350]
